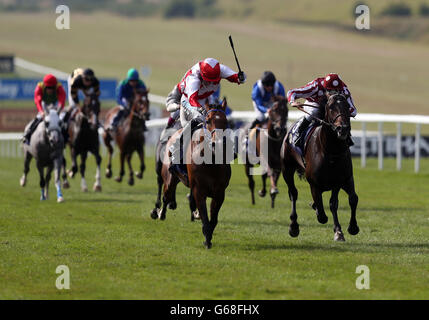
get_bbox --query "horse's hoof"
[40,196,46,201]
[317,213,328,224]
[258,190,266,197]
[57,197,64,203]
[128,179,134,186]
[105,171,112,179]
[204,241,212,249]
[192,210,200,220]
[68,170,75,178]
[334,231,345,242]
[115,177,122,183]
[158,209,166,220]
[20,177,26,187]
[93,184,102,192]
[136,172,143,179]
[289,224,300,238]
[168,201,177,210]
[150,209,158,220]
[62,181,70,189]
[81,187,88,192]
[270,188,279,195]
[348,224,360,236]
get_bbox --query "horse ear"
[221,97,227,111]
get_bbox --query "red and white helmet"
[199,58,221,82]
[323,73,343,90]
[43,74,58,87]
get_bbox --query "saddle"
[288,121,318,158]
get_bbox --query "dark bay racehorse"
[281,93,359,241]
[151,99,232,249]
[243,96,288,208]
[20,108,65,202]
[67,94,102,192]
[103,88,149,186]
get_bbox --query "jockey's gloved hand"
[199,107,209,118]
[238,71,247,84]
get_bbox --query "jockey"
[287,73,357,146]
[23,74,66,144]
[66,68,101,124]
[108,68,147,131]
[250,71,286,129]
[167,57,246,176]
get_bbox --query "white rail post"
[415,123,421,173]
[396,122,402,171]
[361,122,366,168]
[378,122,383,170]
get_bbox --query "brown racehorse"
[67,93,102,192]
[281,93,359,241]
[151,98,232,249]
[103,88,149,186]
[243,96,288,208]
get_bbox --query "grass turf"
[0,153,427,299]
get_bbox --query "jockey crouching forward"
[23,74,66,144]
[250,71,286,129]
[66,68,101,126]
[168,57,246,176]
[107,68,147,132]
[287,73,357,148]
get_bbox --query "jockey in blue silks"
[250,71,286,129]
[108,68,147,131]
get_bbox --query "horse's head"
[81,93,100,128]
[268,95,288,138]
[203,97,228,133]
[44,108,62,147]
[131,88,150,121]
[325,93,351,141]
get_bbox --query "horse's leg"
[45,164,53,200]
[310,185,328,224]
[270,171,280,209]
[342,177,360,236]
[20,151,32,187]
[68,147,78,178]
[136,146,145,179]
[104,134,114,179]
[79,151,88,192]
[115,151,125,183]
[245,164,255,205]
[93,150,102,192]
[259,172,267,198]
[282,166,299,237]
[330,188,345,241]
[54,157,64,203]
[62,156,70,189]
[208,191,225,246]
[193,187,211,249]
[37,163,46,201]
[126,153,134,186]
[157,177,179,220]
[188,190,198,221]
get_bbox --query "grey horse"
[20,107,65,202]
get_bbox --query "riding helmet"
[261,71,276,87]
[127,68,140,81]
[199,58,221,82]
[43,74,57,87]
[83,68,95,80]
[323,73,343,90]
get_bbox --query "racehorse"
[243,96,288,208]
[281,93,359,241]
[20,107,65,203]
[151,98,232,249]
[103,88,149,186]
[67,93,102,192]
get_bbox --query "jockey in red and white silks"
[167,58,246,175]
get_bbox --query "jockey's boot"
[108,109,125,132]
[292,117,311,147]
[22,117,42,145]
[249,119,261,130]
